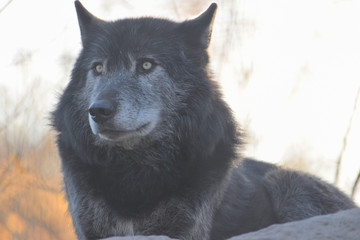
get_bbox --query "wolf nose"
[89,100,115,123]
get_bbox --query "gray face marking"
[84,55,180,148]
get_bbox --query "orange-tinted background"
[1,0,359,239]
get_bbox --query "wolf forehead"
[75,0,217,57]
[86,19,181,53]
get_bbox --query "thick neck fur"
[54,71,239,218]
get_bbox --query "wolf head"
[71,1,217,148]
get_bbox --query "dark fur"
[53,1,356,240]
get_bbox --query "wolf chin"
[52,1,356,240]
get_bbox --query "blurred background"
[1,0,359,239]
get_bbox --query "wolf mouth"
[98,122,150,140]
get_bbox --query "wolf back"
[52,1,356,240]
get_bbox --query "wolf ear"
[74,1,103,44]
[178,3,218,49]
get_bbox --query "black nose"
[89,100,115,123]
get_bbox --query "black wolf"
[52,1,356,240]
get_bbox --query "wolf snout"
[89,100,115,123]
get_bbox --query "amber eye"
[137,58,156,73]
[142,61,152,70]
[93,63,103,74]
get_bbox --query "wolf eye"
[93,63,103,74]
[137,58,156,73]
[142,61,152,70]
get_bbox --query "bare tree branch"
[0,0,14,14]
[334,87,360,184]
[351,170,360,199]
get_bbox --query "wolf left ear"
[75,1,104,44]
[178,3,218,49]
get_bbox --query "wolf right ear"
[177,3,218,49]
[74,1,103,44]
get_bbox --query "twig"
[334,87,360,184]
[351,170,360,199]
[0,0,14,14]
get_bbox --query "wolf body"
[53,1,356,240]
